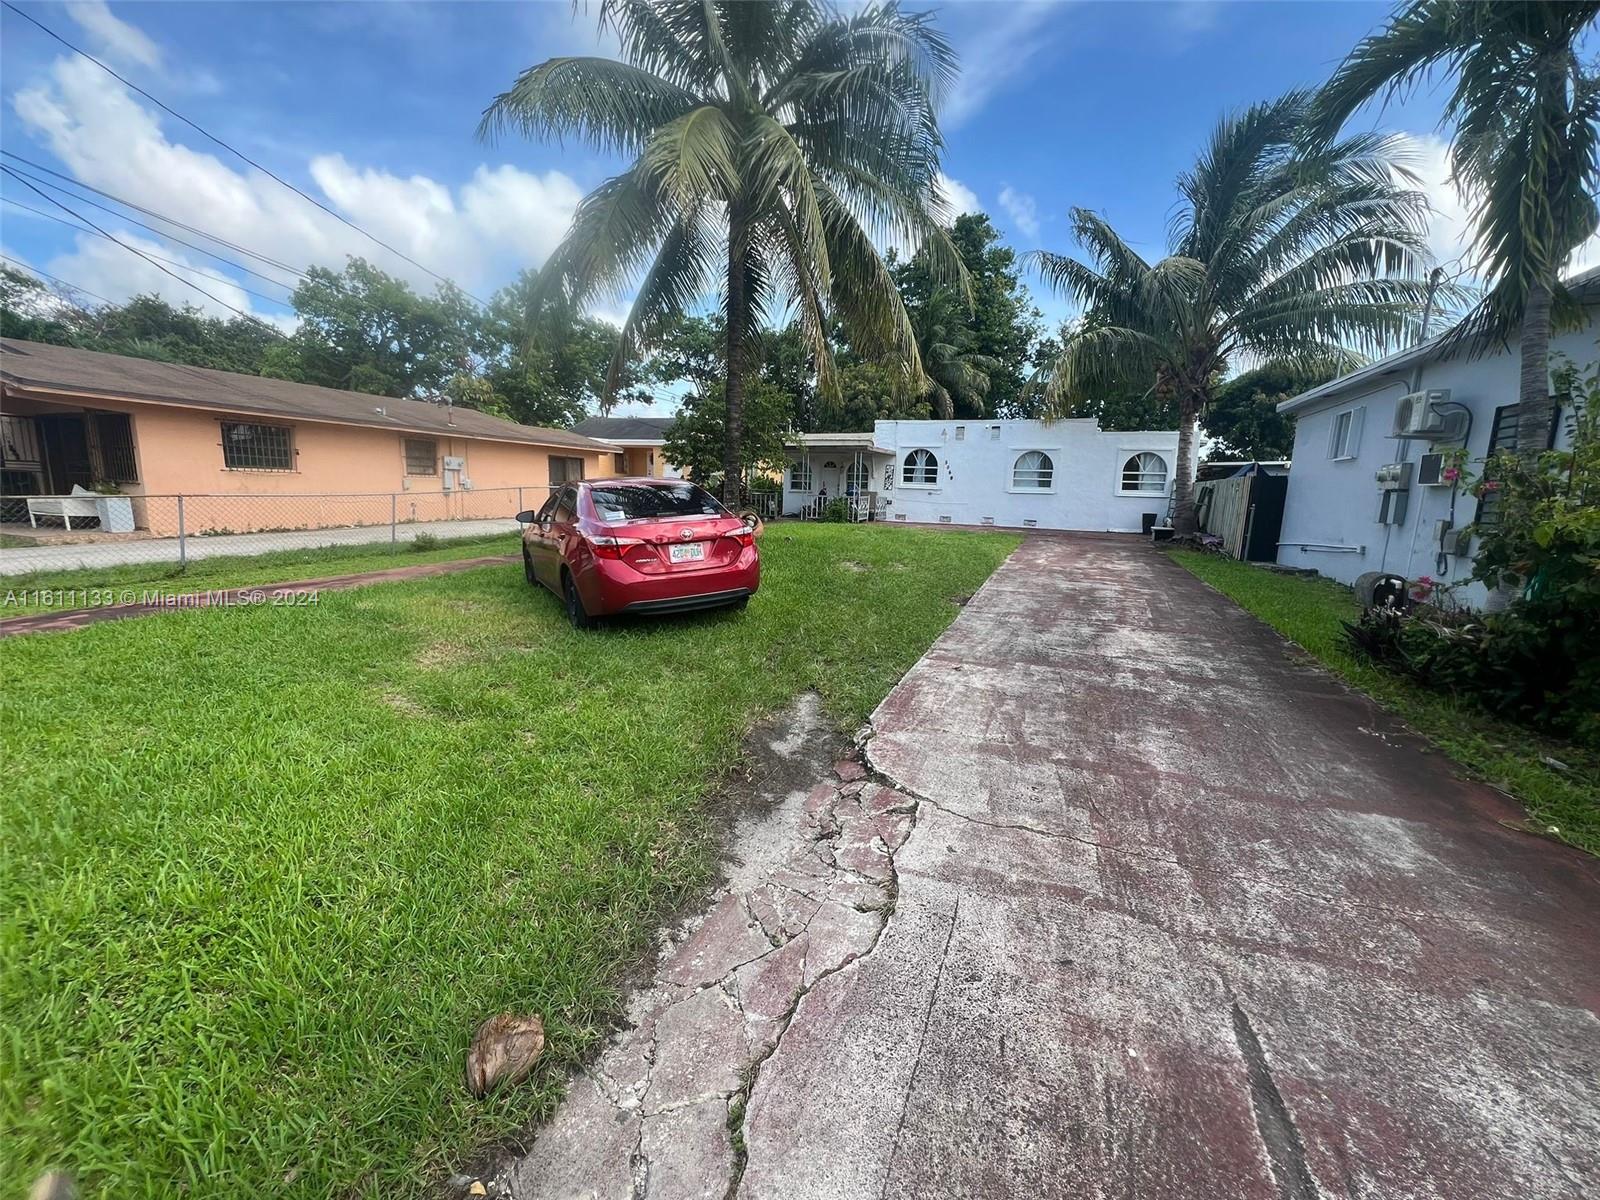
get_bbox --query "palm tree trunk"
[1171,392,1199,537]
[722,203,750,507]
[1514,270,1555,464]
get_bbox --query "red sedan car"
[517,478,760,628]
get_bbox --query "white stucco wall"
[1276,316,1596,608]
[780,419,1186,532]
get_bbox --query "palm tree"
[1311,1,1600,459]
[913,287,998,417]
[480,0,966,502]
[1032,92,1441,536]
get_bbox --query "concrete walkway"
[0,517,518,576]
[501,535,1600,1200]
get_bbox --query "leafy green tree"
[1034,92,1439,534]
[93,295,279,375]
[1311,1,1600,460]
[0,267,87,345]
[662,378,792,486]
[279,258,488,399]
[480,0,966,501]
[1202,363,1337,460]
[893,212,1041,417]
[483,272,644,426]
[811,359,931,431]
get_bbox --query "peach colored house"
[0,338,614,536]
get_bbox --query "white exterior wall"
[1276,318,1596,608]
[781,419,1186,532]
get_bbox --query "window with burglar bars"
[221,421,294,471]
[403,437,438,475]
[1473,402,1560,529]
[91,412,139,482]
[549,455,585,484]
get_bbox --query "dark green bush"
[819,497,851,523]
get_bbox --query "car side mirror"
[515,510,536,524]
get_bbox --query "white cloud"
[998,185,1041,240]
[942,1,1067,127]
[64,1,162,70]
[934,171,980,223]
[1408,132,1600,287]
[11,54,586,322]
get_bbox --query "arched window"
[902,448,938,485]
[789,459,814,491]
[1120,452,1168,493]
[845,459,871,493]
[1012,451,1055,491]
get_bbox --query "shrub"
[408,532,440,552]
[1345,604,1598,746]
[819,497,851,523]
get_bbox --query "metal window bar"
[221,422,293,471]
[403,438,438,475]
[92,412,139,482]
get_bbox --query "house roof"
[785,432,894,454]
[1276,264,1600,417]
[570,415,675,443]
[0,338,615,452]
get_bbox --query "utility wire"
[1,0,489,306]
[0,253,116,306]
[1,167,284,333]
[2,196,299,305]
[1,150,308,278]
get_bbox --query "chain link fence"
[0,484,555,577]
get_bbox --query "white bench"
[27,486,103,530]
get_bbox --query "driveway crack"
[1230,1001,1320,1200]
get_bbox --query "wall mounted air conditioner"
[1391,389,1466,442]
[1417,452,1448,485]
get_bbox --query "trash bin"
[1141,512,1158,536]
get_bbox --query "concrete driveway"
[739,535,1599,1200]
[501,533,1599,1200]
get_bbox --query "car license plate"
[669,542,706,563]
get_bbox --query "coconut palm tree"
[913,287,999,417]
[1311,1,1600,459]
[480,0,966,501]
[1032,92,1442,536]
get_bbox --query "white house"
[780,419,1186,533]
[1275,267,1598,608]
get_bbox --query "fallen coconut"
[465,1013,546,1098]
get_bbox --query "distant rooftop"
[571,415,675,442]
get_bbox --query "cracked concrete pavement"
[503,534,1600,1200]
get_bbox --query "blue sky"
[2,1,1591,413]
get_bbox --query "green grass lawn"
[0,523,1019,1199]
[1,532,520,615]
[1168,550,1599,856]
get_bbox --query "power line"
[1,151,309,278]
[0,1,490,307]
[0,253,116,307]
[1,167,283,333]
[2,196,298,306]
[2,188,300,302]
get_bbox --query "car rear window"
[590,483,727,522]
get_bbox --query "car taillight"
[586,534,637,559]
[732,529,754,548]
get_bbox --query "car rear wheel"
[563,573,596,630]
[522,547,536,585]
